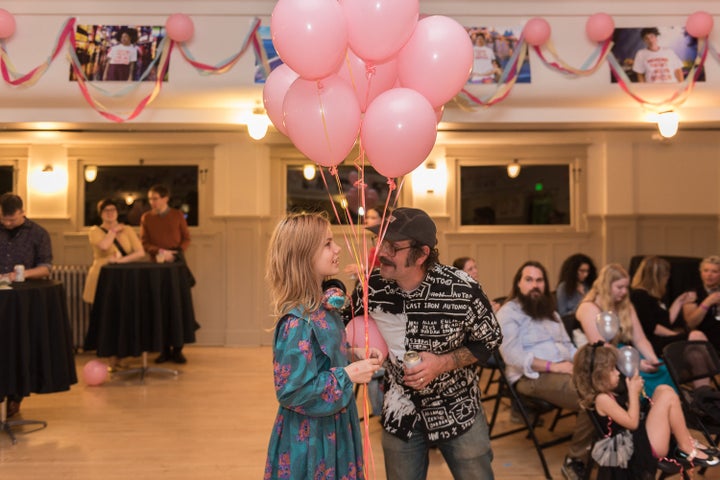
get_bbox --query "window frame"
[450,145,587,233]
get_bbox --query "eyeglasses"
[380,241,414,257]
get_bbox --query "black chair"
[662,340,720,459]
[561,313,582,347]
[486,351,574,480]
[586,405,687,480]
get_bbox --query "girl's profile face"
[577,263,590,283]
[313,227,341,280]
[610,278,629,303]
[606,367,620,390]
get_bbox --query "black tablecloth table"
[0,279,77,443]
[0,280,78,399]
[84,262,198,358]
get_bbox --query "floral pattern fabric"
[264,292,364,480]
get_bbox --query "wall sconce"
[303,164,317,181]
[247,105,270,140]
[84,165,98,183]
[656,110,679,138]
[29,164,67,195]
[412,160,446,195]
[507,159,521,179]
[125,194,135,206]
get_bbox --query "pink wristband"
[545,361,552,372]
[700,304,709,311]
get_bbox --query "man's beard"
[517,290,555,320]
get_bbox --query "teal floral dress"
[264,289,365,480]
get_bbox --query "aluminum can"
[14,264,25,282]
[403,350,422,368]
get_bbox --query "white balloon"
[616,345,640,377]
[595,311,619,342]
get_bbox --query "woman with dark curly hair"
[556,253,597,316]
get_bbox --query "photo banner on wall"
[610,26,706,83]
[70,24,169,82]
[465,25,530,84]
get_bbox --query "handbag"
[591,427,634,468]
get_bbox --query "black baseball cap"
[367,207,437,247]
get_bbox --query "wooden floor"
[1,347,719,480]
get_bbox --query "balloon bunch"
[263,0,472,178]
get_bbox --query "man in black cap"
[347,207,502,480]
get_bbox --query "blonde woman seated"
[83,198,146,369]
[575,263,674,397]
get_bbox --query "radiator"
[51,265,91,351]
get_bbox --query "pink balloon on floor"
[0,8,16,39]
[346,315,389,360]
[83,359,108,386]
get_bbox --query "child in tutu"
[573,343,719,478]
[264,212,383,480]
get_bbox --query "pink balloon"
[346,315,388,360]
[434,105,445,124]
[263,64,299,136]
[0,8,16,39]
[524,17,551,47]
[165,13,194,43]
[396,16,474,108]
[586,13,615,43]
[361,88,437,178]
[336,49,398,112]
[686,11,714,39]
[83,360,108,386]
[342,0,419,63]
[283,75,361,167]
[271,0,348,80]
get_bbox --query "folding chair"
[486,351,574,480]
[586,406,687,480]
[662,339,720,471]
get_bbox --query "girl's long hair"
[266,213,329,319]
[582,263,633,343]
[573,344,618,409]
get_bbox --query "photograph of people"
[610,26,704,84]
[465,26,530,84]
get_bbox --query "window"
[0,166,12,195]
[286,164,394,225]
[83,165,198,227]
[459,164,571,226]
